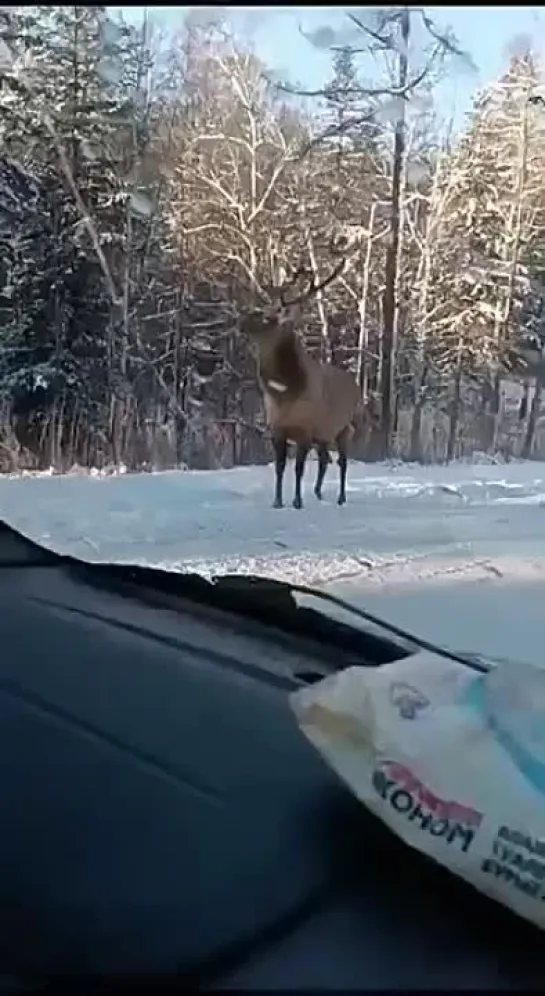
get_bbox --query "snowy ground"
[3,458,545,584]
[2,457,545,665]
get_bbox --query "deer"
[240,260,364,510]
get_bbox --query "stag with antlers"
[240,259,363,509]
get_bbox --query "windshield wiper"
[69,561,411,670]
[215,575,491,675]
[0,519,489,676]
[284,580,491,674]
[72,561,490,676]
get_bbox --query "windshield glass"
[1,7,543,665]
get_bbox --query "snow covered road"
[2,458,545,665]
[1,459,545,587]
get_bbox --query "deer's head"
[239,258,346,347]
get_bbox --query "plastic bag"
[290,650,545,929]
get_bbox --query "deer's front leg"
[293,442,310,509]
[336,426,350,506]
[272,434,288,508]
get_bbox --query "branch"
[418,9,478,72]
[247,148,293,224]
[271,67,429,103]
[347,12,393,50]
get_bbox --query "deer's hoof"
[337,494,346,507]
[314,488,323,501]
[272,498,284,509]
[293,497,303,510]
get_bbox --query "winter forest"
[1,5,545,474]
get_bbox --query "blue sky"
[113,6,544,129]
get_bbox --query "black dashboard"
[0,521,540,989]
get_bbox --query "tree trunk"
[409,402,423,462]
[447,340,464,463]
[521,380,542,459]
[487,95,529,452]
[356,202,376,402]
[483,373,501,452]
[518,380,529,422]
[409,364,428,462]
[379,6,409,459]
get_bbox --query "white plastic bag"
[290,650,545,929]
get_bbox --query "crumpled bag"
[291,650,545,930]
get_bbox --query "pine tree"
[0,6,148,464]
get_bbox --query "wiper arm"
[283,580,490,674]
[212,575,490,675]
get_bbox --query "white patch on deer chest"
[267,379,287,393]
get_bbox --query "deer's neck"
[258,332,308,398]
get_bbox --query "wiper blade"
[281,580,491,675]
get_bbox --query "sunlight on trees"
[0,5,544,471]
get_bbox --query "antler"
[277,262,311,307]
[278,257,346,310]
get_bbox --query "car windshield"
[1,8,544,669]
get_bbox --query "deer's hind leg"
[272,433,288,508]
[335,426,350,506]
[314,442,330,500]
